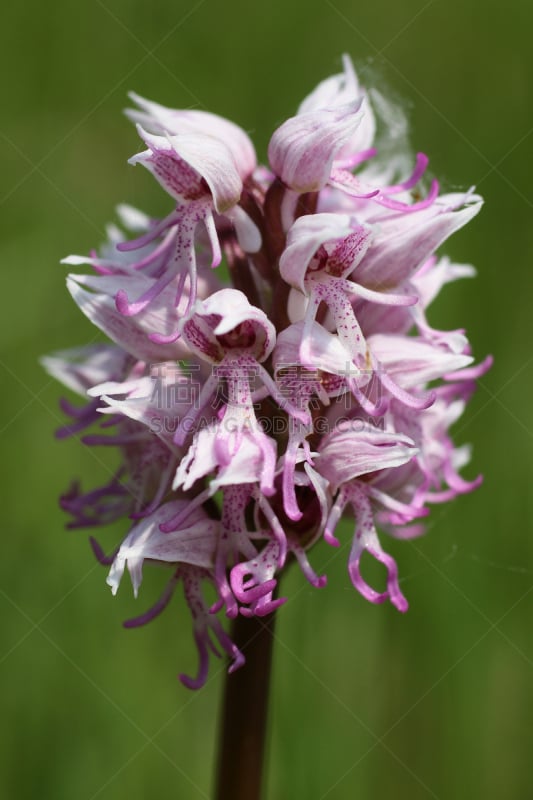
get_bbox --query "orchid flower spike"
[46,54,490,688]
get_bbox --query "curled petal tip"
[392,595,409,613]
[179,673,204,691]
[324,530,341,547]
[227,657,245,675]
[114,289,136,316]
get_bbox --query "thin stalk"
[214,610,277,800]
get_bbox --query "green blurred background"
[1,0,532,798]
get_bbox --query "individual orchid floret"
[88,359,210,452]
[114,125,260,320]
[168,432,288,615]
[351,191,483,292]
[272,322,348,520]
[175,288,308,452]
[114,129,225,318]
[130,126,243,215]
[171,422,276,497]
[104,501,245,689]
[280,214,416,368]
[180,287,276,363]
[268,100,365,194]
[280,212,373,292]
[317,425,419,611]
[367,333,474,389]
[297,54,376,159]
[66,231,223,355]
[316,424,418,498]
[106,500,217,597]
[268,54,438,214]
[330,481,410,611]
[280,212,430,413]
[125,92,257,180]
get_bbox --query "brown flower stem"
[214,610,277,800]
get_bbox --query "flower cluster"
[43,56,490,688]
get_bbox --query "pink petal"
[268,101,364,193]
[131,125,243,214]
[126,92,257,179]
[317,427,418,491]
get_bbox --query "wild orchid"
[44,55,490,697]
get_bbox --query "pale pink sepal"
[298,54,376,155]
[280,212,372,292]
[130,125,243,214]
[126,92,257,179]
[106,501,218,598]
[317,426,418,492]
[181,288,276,363]
[268,100,364,193]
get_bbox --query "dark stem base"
[214,611,277,800]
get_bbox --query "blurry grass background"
[1,0,532,798]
